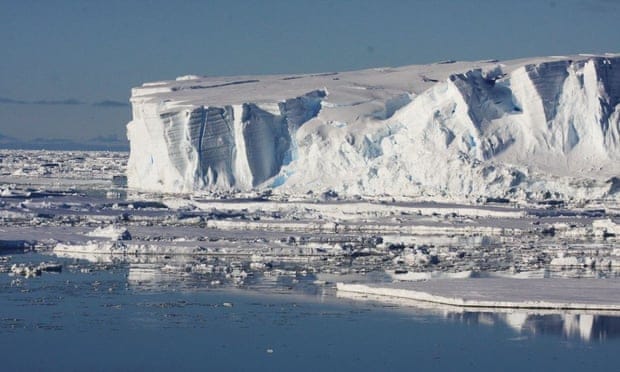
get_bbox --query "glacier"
[126,54,620,201]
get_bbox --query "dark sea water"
[2,252,619,371]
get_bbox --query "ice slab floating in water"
[337,278,620,312]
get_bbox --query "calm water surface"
[1,253,619,371]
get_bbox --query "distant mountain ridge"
[0,133,128,152]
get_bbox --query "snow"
[126,54,620,201]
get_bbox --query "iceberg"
[126,54,620,200]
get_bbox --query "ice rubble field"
[127,54,620,202]
[1,148,619,311]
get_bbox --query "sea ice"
[337,278,620,311]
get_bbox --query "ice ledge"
[337,279,620,311]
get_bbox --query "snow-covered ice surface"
[127,54,620,203]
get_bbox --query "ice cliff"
[126,54,620,201]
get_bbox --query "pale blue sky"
[1,0,618,146]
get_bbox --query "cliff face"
[127,90,325,192]
[126,55,620,200]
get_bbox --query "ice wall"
[126,90,325,192]
[127,55,620,200]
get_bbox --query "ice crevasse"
[126,54,620,200]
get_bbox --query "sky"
[0,0,619,148]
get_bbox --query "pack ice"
[126,54,620,200]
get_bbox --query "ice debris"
[10,262,62,278]
[592,219,619,238]
[87,225,132,241]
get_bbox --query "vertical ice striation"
[590,57,620,147]
[232,104,252,190]
[475,57,620,168]
[195,106,236,188]
[145,105,237,191]
[524,60,570,123]
[279,90,326,131]
[278,90,326,165]
[127,90,326,192]
[449,69,515,130]
[241,104,290,187]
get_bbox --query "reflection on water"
[52,246,390,294]
[447,311,620,342]
[4,250,620,346]
[57,250,620,344]
[338,290,620,343]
